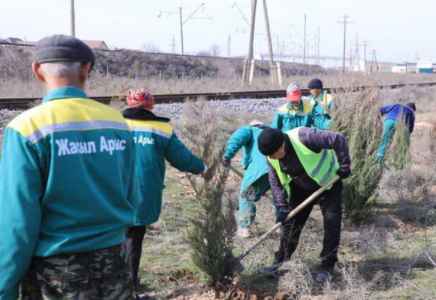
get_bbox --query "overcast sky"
[0,0,433,63]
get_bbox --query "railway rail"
[1,81,436,110]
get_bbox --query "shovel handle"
[237,175,341,261]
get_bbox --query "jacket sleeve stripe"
[26,120,130,144]
[130,126,172,139]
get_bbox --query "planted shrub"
[388,115,412,170]
[178,100,237,283]
[331,88,384,222]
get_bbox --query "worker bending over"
[257,127,351,284]
[377,102,416,164]
[223,120,271,238]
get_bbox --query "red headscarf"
[126,88,155,110]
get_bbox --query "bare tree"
[142,43,161,53]
[210,44,221,57]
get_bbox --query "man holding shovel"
[222,120,271,238]
[257,127,351,283]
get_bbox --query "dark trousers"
[125,226,147,290]
[276,181,342,268]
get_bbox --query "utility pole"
[316,26,320,66]
[338,15,352,74]
[303,14,306,65]
[262,0,276,84]
[160,4,209,56]
[70,0,76,37]
[171,35,176,54]
[339,15,353,74]
[370,50,378,73]
[179,7,184,55]
[227,35,231,57]
[363,40,368,74]
[242,0,257,85]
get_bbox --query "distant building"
[392,63,417,74]
[83,40,110,50]
[0,37,35,46]
[416,61,436,74]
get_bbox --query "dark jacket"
[267,127,350,210]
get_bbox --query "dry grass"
[1,73,436,98]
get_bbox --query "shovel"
[231,175,341,273]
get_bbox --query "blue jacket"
[224,125,269,192]
[379,104,415,133]
[0,87,137,300]
[271,97,331,131]
[123,108,204,226]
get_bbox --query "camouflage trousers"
[21,243,134,300]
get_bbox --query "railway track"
[1,81,436,110]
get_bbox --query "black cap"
[35,35,95,68]
[308,78,323,89]
[257,128,285,156]
[406,102,416,111]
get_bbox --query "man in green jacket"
[271,82,331,131]
[123,89,207,300]
[0,35,137,300]
[307,78,335,118]
[222,121,271,238]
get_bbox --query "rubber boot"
[315,263,334,284]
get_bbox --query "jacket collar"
[123,107,170,122]
[42,86,88,103]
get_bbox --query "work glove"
[336,168,351,179]
[221,156,231,168]
[201,165,209,179]
[276,207,291,224]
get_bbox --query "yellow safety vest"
[268,128,339,198]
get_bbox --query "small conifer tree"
[388,114,412,170]
[331,88,384,222]
[178,100,237,283]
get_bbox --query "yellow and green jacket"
[123,108,204,226]
[267,127,350,210]
[309,91,335,115]
[0,87,138,300]
[271,97,331,131]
